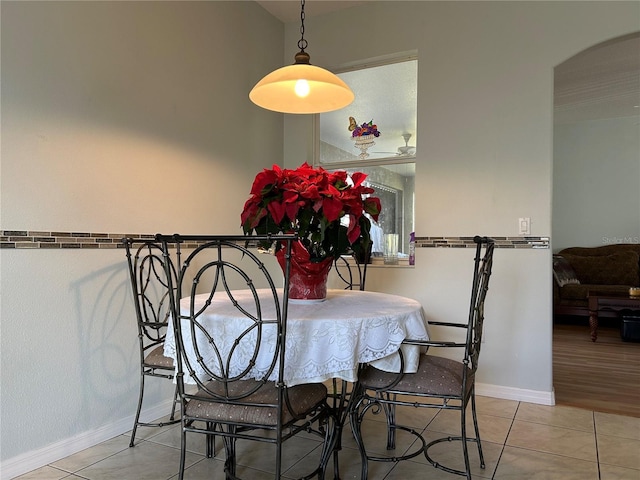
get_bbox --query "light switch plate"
[519,217,531,235]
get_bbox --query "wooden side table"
[588,294,640,341]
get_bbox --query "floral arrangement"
[241,162,381,261]
[349,117,381,138]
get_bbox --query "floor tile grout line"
[499,444,601,466]
[593,410,603,480]
[50,434,134,477]
[489,400,521,479]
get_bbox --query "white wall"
[553,116,640,251]
[0,1,285,476]
[1,0,639,477]
[284,2,638,395]
[1,1,284,233]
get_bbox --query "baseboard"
[476,382,556,406]
[0,400,176,480]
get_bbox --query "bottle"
[409,232,415,265]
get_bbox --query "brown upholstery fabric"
[186,381,327,426]
[560,244,640,258]
[559,283,632,301]
[562,251,639,286]
[359,355,472,398]
[144,344,174,368]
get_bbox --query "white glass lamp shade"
[250,63,354,114]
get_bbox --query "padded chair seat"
[144,344,174,368]
[187,381,328,426]
[359,355,473,398]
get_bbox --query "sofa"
[553,243,640,317]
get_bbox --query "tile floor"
[14,395,640,480]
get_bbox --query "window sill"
[369,257,414,268]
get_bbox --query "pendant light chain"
[298,0,308,52]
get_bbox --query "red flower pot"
[276,241,333,301]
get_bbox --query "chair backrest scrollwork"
[333,244,371,291]
[124,238,180,354]
[158,234,296,403]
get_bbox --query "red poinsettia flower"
[241,162,382,261]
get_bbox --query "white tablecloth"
[164,289,428,386]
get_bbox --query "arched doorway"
[552,32,640,416]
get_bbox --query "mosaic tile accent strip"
[415,236,549,249]
[0,230,549,250]
[0,231,156,249]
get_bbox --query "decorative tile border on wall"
[0,230,156,249]
[1,230,549,250]
[415,236,549,249]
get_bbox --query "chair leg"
[275,437,283,480]
[129,371,145,447]
[470,393,485,468]
[330,379,348,480]
[332,424,341,480]
[169,382,179,421]
[205,421,216,458]
[460,402,472,480]
[178,420,187,480]
[223,426,237,478]
[318,409,338,480]
[349,384,369,480]
[382,393,397,450]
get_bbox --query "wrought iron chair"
[349,236,495,480]
[333,244,371,291]
[123,238,181,447]
[158,233,337,480]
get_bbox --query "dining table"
[163,288,429,387]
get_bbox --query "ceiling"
[554,32,640,124]
[255,1,639,157]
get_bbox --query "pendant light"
[249,0,354,114]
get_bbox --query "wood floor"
[553,318,640,418]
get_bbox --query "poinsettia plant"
[241,162,381,261]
